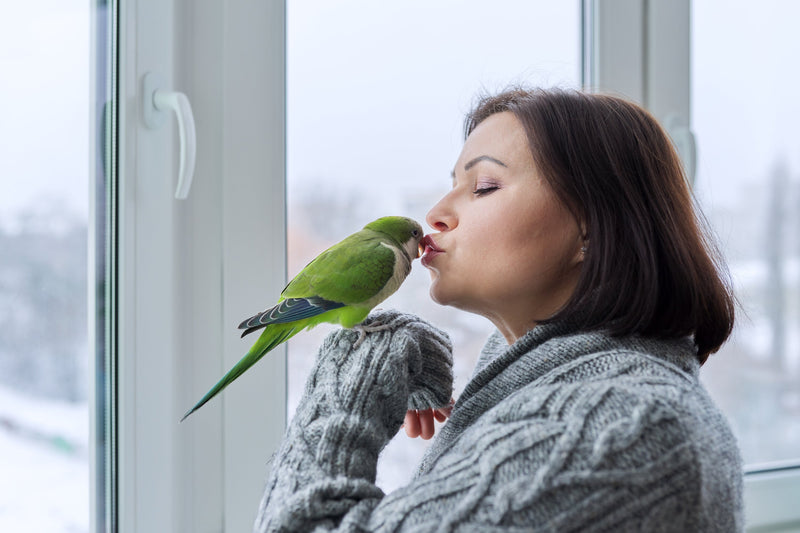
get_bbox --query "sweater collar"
[462,319,699,409]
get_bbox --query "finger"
[404,410,421,438]
[433,398,455,422]
[444,397,455,415]
[419,409,435,440]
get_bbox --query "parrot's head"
[365,216,424,261]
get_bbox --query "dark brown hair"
[466,88,734,363]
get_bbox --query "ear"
[573,233,588,265]
[579,240,588,262]
[572,220,588,264]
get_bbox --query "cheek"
[491,222,578,286]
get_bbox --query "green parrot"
[181,216,424,421]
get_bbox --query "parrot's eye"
[412,229,420,237]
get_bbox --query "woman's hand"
[404,399,454,440]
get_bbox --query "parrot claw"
[352,321,391,349]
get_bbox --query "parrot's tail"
[181,324,299,422]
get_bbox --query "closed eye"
[473,186,499,197]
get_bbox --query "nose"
[426,191,457,232]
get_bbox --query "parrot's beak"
[417,243,424,258]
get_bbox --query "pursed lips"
[420,235,444,267]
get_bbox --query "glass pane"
[0,1,91,531]
[287,0,580,492]
[693,0,800,469]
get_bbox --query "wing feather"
[238,296,345,337]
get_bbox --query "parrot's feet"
[352,322,391,349]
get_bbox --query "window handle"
[142,72,197,199]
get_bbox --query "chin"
[427,277,451,306]
[427,270,481,310]
[428,285,446,306]
[428,281,471,310]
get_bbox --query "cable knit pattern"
[255,312,743,532]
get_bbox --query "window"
[0,2,90,531]
[287,0,581,491]
[691,1,800,528]
[692,0,800,470]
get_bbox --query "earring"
[581,245,587,254]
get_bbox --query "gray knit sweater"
[255,310,744,532]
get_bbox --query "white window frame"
[91,1,287,531]
[584,1,800,531]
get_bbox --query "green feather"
[181,322,300,422]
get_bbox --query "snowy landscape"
[0,386,88,532]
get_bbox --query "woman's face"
[423,111,584,340]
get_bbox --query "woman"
[255,88,743,532]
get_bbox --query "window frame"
[91,1,287,531]
[584,1,800,530]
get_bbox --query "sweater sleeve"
[254,310,453,533]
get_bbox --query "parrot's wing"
[282,231,397,304]
[238,296,345,337]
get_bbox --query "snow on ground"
[0,385,88,532]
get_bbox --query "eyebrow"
[451,155,508,178]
